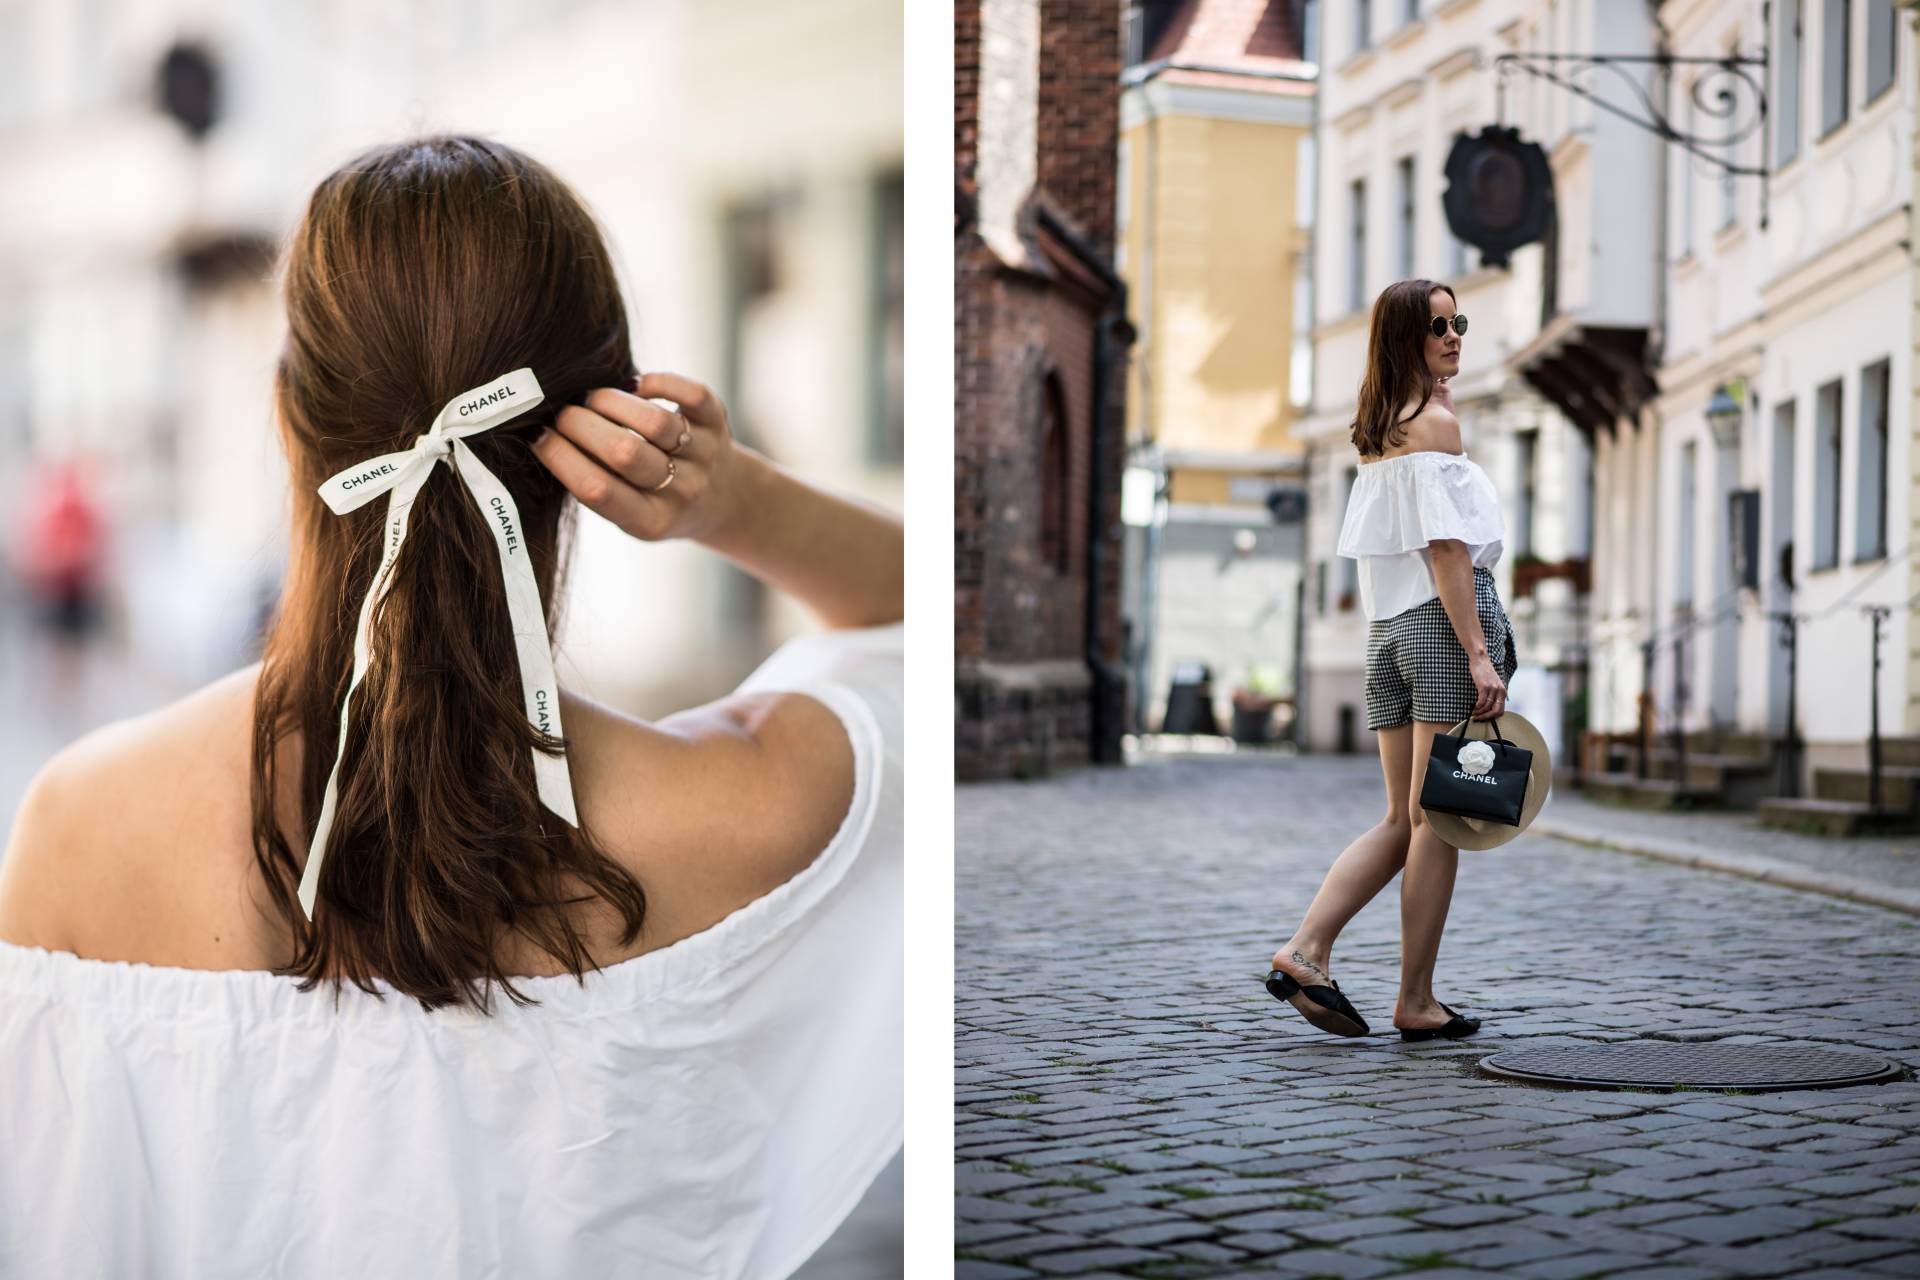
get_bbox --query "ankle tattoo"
[1290,950,1329,982]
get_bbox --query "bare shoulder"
[559,683,857,925]
[1396,397,1462,455]
[0,666,263,958]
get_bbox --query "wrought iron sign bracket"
[1493,49,1772,229]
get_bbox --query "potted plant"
[1231,666,1284,744]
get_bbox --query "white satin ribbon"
[299,367,578,919]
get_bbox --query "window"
[1404,0,1420,24]
[1857,359,1890,561]
[1515,431,1538,558]
[1778,0,1802,165]
[1821,0,1849,136]
[1677,440,1697,605]
[1867,0,1897,102]
[1813,377,1843,570]
[1039,374,1071,574]
[1349,178,1368,312]
[1357,0,1372,52]
[1771,400,1798,592]
[1395,156,1415,280]
[1448,224,1468,277]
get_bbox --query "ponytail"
[252,135,649,1014]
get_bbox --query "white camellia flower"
[1457,740,1497,775]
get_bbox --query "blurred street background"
[0,1,902,1273]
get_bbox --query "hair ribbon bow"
[300,367,579,919]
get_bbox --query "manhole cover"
[1479,1042,1905,1092]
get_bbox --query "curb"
[1530,817,1920,919]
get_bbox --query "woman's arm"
[695,445,904,629]
[533,372,903,630]
[1427,539,1506,720]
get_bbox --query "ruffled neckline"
[1356,449,1470,468]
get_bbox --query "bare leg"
[1396,719,1461,1031]
[1271,723,1413,984]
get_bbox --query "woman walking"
[1266,278,1517,1043]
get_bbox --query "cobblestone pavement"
[956,755,1920,1279]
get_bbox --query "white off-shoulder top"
[0,622,903,1280]
[1335,450,1505,622]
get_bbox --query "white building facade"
[0,0,903,713]
[1587,0,1916,801]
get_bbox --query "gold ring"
[648,457,677,492]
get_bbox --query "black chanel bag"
[1420,715,1532,826]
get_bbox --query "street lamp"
[1706,383,1742,449]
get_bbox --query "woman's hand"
[533,369,901,628]
[1469,652,1507,721]
[531,371,737,543]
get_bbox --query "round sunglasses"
[1429,314,1469,338]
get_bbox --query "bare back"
[0,665,855,978]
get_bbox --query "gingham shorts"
[1363,566,1519,730]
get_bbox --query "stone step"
[1712,731,1780,760]
[1580,771,1721,811]
[1644,752,1775,789]
[1811,765,1920,810]
[1583,735,1775,775]
[1756,797,1920,837]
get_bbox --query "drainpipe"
[1088,306,1124,764]
[1298,0,1325,750]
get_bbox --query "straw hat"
[1422,709,1553,850]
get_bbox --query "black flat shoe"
[1264,969,1371,1037]
[1398,1001,1481,1041]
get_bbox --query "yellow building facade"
[1121,96,1314,491]
[1115,0,1317,734]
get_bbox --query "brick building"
[956,0,1134,781]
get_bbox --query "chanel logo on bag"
[1457,740,1496,776]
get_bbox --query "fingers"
[529,375,728,544]
[1472,673,1505,720]
[1478,679,1507,721]
[635,371,727,431]
[529,425,665,539]
[582,386,694,457]
[553,400,674,490]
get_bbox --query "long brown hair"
[1350,278,1455,458]
[253,135,647,1014]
